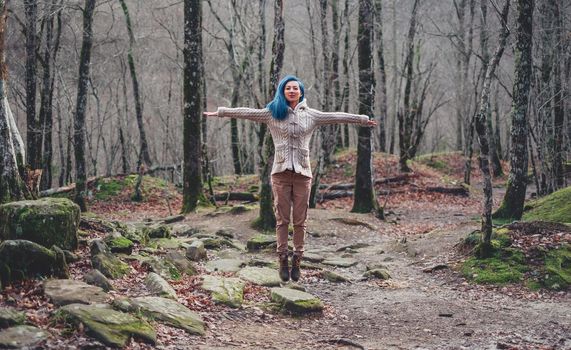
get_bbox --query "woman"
[204,75,376,282]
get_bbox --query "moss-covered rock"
[462,248,528,284]
[144,224,172,239]
[145,272,177,299]
[363,268,391,280]
[0,198,80,250]
[0,307,26,329]
[523,186,571,223]
[164,250,197,276]
[201,276,245,308]
[246,234,277,251]
[322,257,358,268]
[59,303,156,347]
[237,267,281,287]
[83,269,113,292]
[323,270,351,283]
[91,252,130,279]
[0,240,69,286]
[114,297,204,336]
[103,233,134,255]
[270,288,324,315]
[142,257,182,280]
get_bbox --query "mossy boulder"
[201,276,245,308]
[59,303,156,348]
[83,269,113,292]
[103,233,134,255]
[164,250,197,276]
[363,268,391,280]
[144,224,172,239]
[145,272,177,299]
[0,240,69,286]
[91,252,130,279]
[246,234,277,251]
[0,307,26,329]
[114,297,205,335]
[270,288,324,315]
[0,198,80,250]
[523,186,571,223]
[142,257,182,280]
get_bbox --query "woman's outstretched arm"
[309,109,377,127]
[203,107,271,123]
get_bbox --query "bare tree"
[352,0,382,218]
[24,0,40,170]
[0,0,26,203]
[73,0,96,212]
[373,0,387,152]
[494,0,534,220]
[181,0,204,213]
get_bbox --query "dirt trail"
[178,205,570,350]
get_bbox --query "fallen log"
[318,174,418,191]
[425,186,469,196]
[213,192,258,202]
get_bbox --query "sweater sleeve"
[308,108,370,126]
[217,107,271,123]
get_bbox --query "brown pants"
[271,170,312,255]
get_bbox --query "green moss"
[542,245,571,290]
[94,178,125,200]
[522,186,571,223]
[462,247,528,284]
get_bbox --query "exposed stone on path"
[0,307,26,329]
[323,270,351,283]
[144,224,172,239]
[147,237,194,250]
[215,229,235,239]
[186,240,207,261]
[145,272,177,299]
[246,234,277,251]
[205,259,245,273]
[114,297,205,336]
[0,198,80,250]
[91,252,130,279]
[43,279,108,306]
[238,267,281,287]
[142,256,182,280]
[270,288,324,315]
[60,303,156,347]
[362,268,391,280]
[336,243,370,252]
[322,257,358,268]
[83,269,114,292]
[0,325,48,349]
[201,275,245,308]
[164,250,197,276]
[303,252,325,263]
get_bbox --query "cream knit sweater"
[217,100,370,178]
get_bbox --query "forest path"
[177,202,570,350]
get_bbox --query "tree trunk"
[181,0,204,213]
[73,0,96,212]
[0,0,27,202]
[342,0,350,148]
[118,0,152,169]
[351,0,382,218]
[494,0,534,220]
[473,0,510,253]
[25,0,41,170]
[551,1,564,189]
[374,0,387,153]
[388,0,397,154]
[257,0,284,231]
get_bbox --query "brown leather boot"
[291,253,302,282]
[278,253,289,282]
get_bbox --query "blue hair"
[266,75,305,120]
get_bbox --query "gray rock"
[103,232,134,255]
[142,256,182,280]
[186,240,207,261]
[205,259,244,273]
[366,263,390,271]
[62,250,80,263]
[336,243,370,251]
[238,267,281,287]
[0,307,26,329]
[363,268,391,280]
[322,257,358,268]
[270,288,324,314]
[144,224,171,239]
[323,270,351,283]
[215,229,235,239]
[0,198,80,250]
[248,258,277,269]
[83,269,114,292]
[91,252,130,279]
[43,279,108,306]
[60,303,155,347]
[0,325,48,349]
[200,237,232,250]
[89,239,109,256]
[147,237,194,250]
[201,276,245,308]
[246,234,277,251]
[165,250,197,276]
[0,240,69,284]
[145,272,177,299]
[303,252,325,263]
[115,297,204,335]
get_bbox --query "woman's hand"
[365,119,377,127]
[203,111,218,117]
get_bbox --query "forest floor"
[1,152,570,349]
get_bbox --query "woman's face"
[284,81,301,105]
